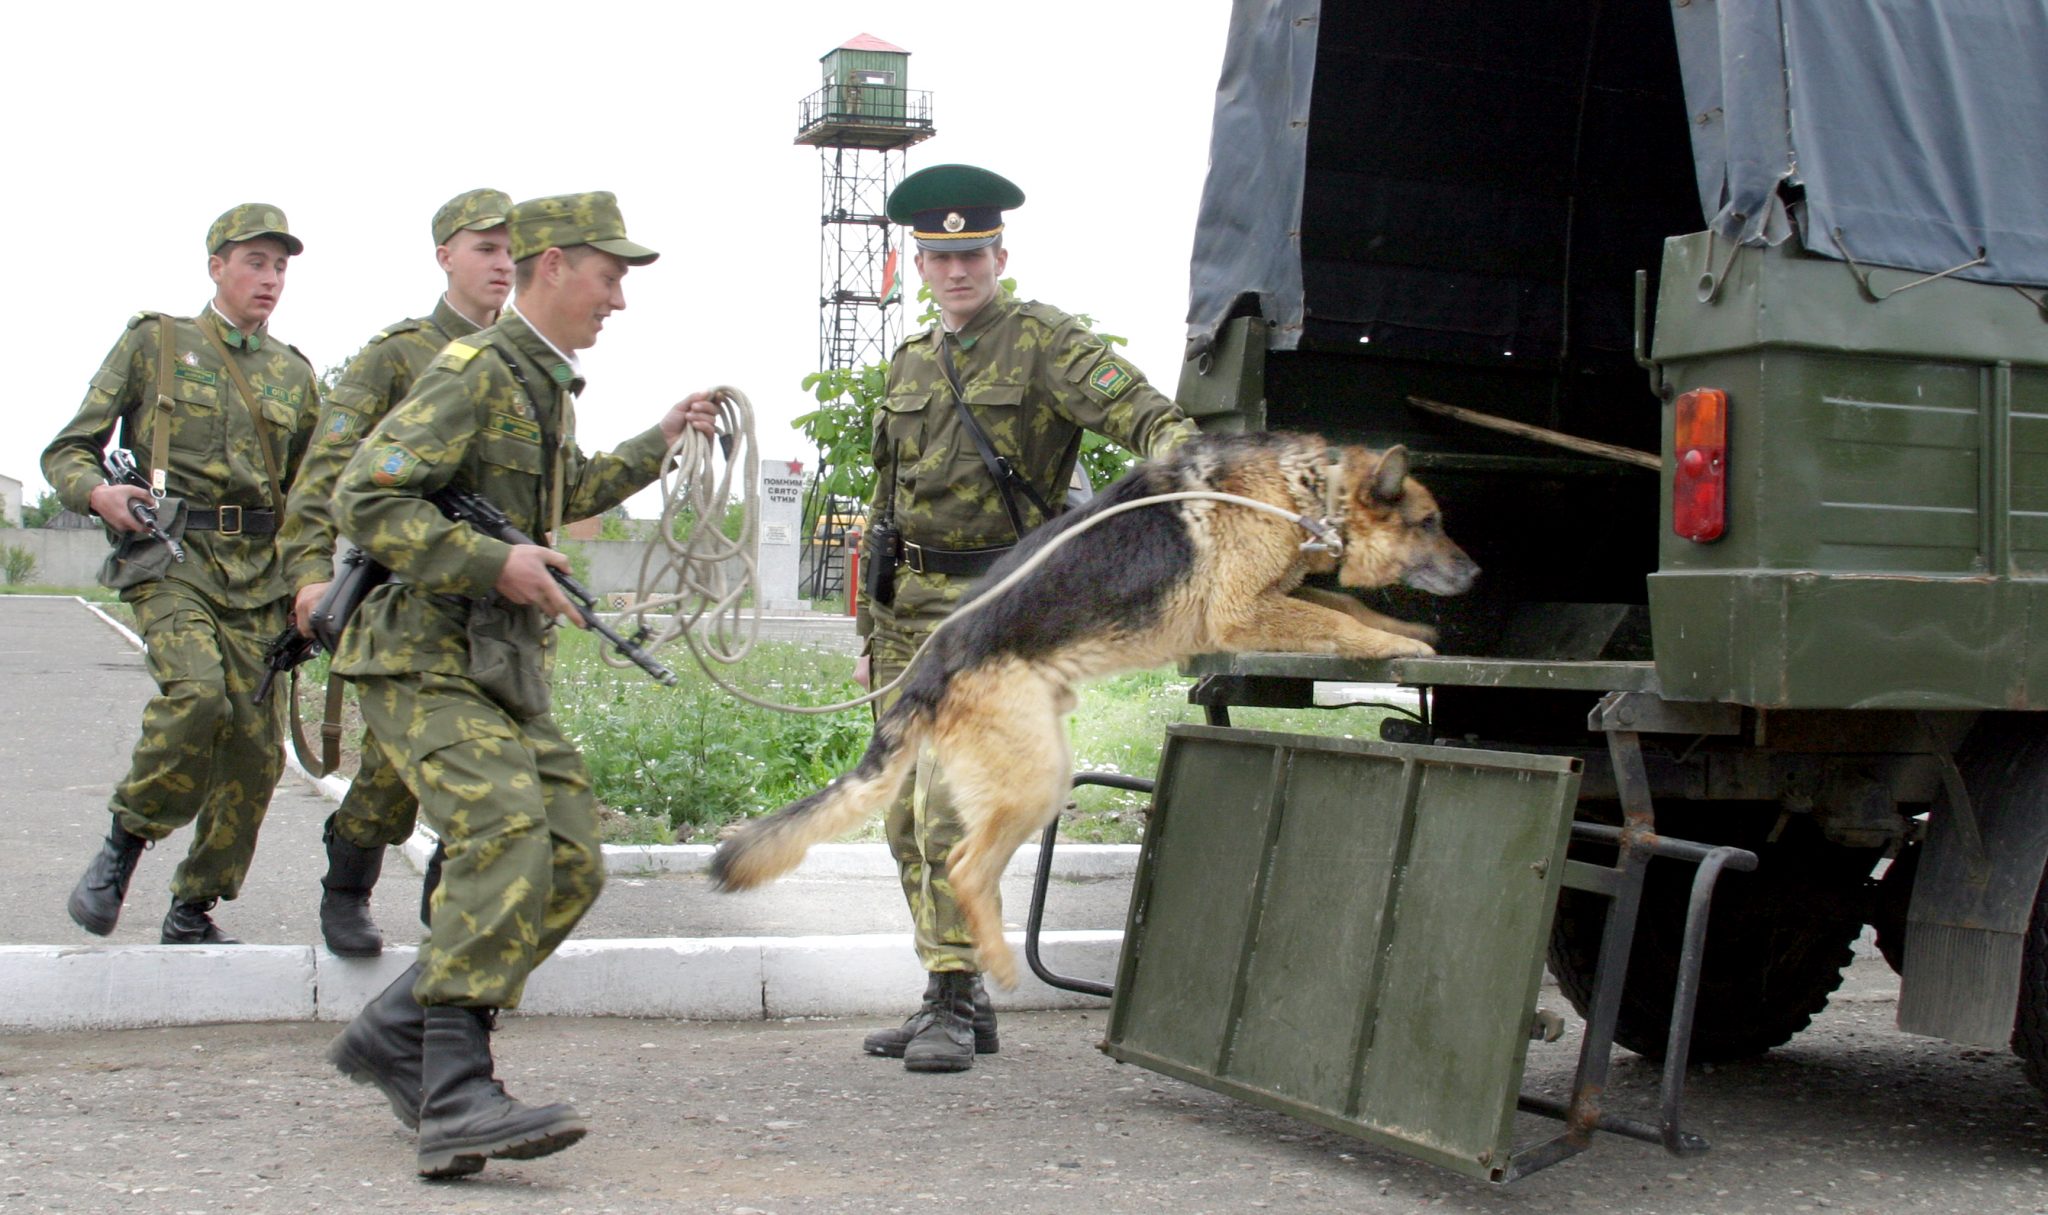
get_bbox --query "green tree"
[22,490,64,528]
[793,279,1143,516]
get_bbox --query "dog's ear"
[1370,445,1409,503]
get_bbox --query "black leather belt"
[184,506,277,535]
[899,540,1013,577]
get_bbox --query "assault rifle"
[254,621,317,705]
[103,449,185,563]
[429,486,678,687]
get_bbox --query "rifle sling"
[935,334,1056,540]
[284,666,345,778]
[148,317,176,497]
[197,322,288,514]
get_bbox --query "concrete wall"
[1,528,106,586]
[0,475,20,527]
[0,532,809,609]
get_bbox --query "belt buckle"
[217,504,243,536]
[901,540,926,575]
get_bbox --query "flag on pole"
[880,247,901,306]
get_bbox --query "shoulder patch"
[368,442,424,487]
[321,409,361,444]
[1085,358,1138,401]
[435,340,483,372]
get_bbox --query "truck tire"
[1547,806,1874,1064]
[2020,856,2048,1099]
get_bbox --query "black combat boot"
[863,971,1000,1059]
[67,817,149,936]
[902,970,983,1073]
[320,814,386,957]
[416,1006,587,1179]
[160,897,240,945]
[326,962,426,1129]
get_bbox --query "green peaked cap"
[432,187,513,246]
[886,164,1024,251]
[507,191,659,265]
[207,203,303,256]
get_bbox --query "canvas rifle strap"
[936,334,1057,539]
[148,317,177,496]
[198,323,288,513]
[284,667,346,777]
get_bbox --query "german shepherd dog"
[710,432,1478,987]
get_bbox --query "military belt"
[183,506,277,535]
[899,540,1012,577]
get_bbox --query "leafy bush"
[1,545,36,585]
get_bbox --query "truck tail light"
[1672,388,1727,542]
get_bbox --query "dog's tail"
[709,701,930,891]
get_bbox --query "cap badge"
[943,211,966,233]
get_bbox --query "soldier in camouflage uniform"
[321,192,722,1179]
[279,188,514,958]
[858,165,1199,1072]
[44,204,320,946]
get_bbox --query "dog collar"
[1300,449,1346,555]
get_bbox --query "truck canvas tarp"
[1187,0,2048,357]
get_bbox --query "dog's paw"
[1386,619,1438,645]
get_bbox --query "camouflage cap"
[431,187,513,246]
[506,191,659,266]
[207,203,303,256]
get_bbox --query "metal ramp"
[1080,722,1753,1182]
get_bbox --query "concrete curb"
[0,933,1118,1031]
[17,602,1130,1031]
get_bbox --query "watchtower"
[795,34,934,600]
[796,33,934,372]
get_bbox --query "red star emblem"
[786,459,804,475]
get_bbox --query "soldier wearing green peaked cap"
[855,163,1199,1073]
[323,189,716,1179]
[279,187,518,962]
[44,203,320,948]
[885,163,1026,252]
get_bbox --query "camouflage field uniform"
[279,297,486,850]
[43,307,319,901]
[863,292,1197,971]
[332,308,670,1009]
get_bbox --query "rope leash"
[627,387,1344,716]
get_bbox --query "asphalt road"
[6,596,2048,1212]
[3,946,2047,1214]
[0,594,1130,950]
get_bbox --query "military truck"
[1087,0,2048,1182]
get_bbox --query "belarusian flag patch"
[1088,360,1136,400]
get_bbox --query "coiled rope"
[617,386,1343,716]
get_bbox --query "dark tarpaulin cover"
[1184,0,1319,353]
[1680,0,2048,289]
[1186,0,2048,350]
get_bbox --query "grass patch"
[553,632,1398,845]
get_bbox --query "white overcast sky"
[4,1,1232,515]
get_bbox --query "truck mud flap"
[1099,722,1755,1182]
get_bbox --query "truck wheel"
[1547,806,1875,1063]
[2019,856,2048,1099]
